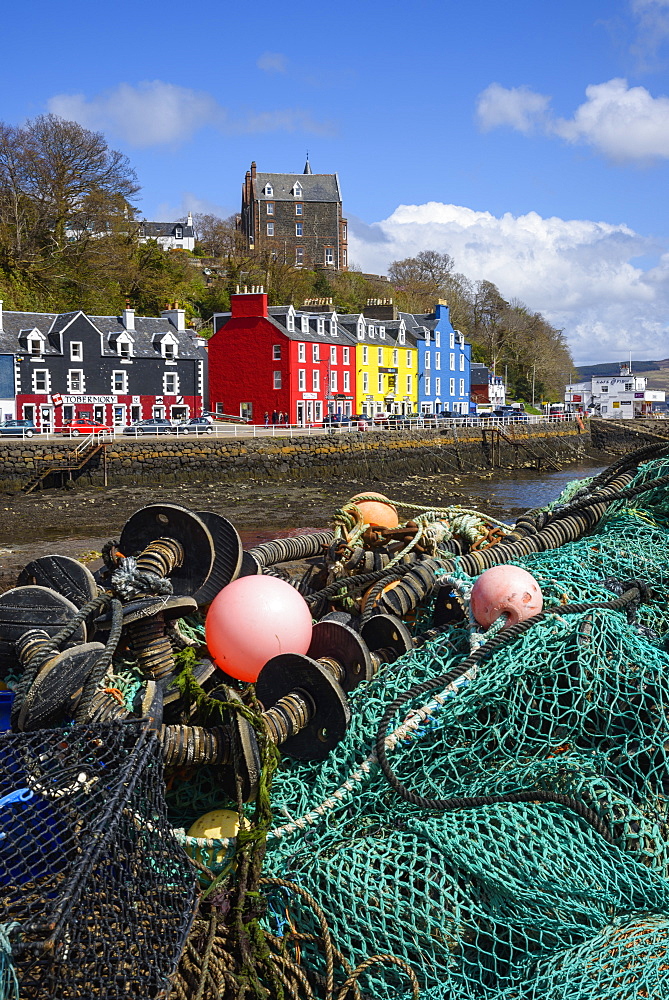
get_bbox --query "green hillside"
[576,360,669,395]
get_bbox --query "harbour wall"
[590,417,669,454]
[0,422,589,492]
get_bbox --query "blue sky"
[3,0,669,363]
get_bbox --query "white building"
[138,212,195,252]
[565,367,665,419]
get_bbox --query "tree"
[388,250,454,311]
[191,213,243,258]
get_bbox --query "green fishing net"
[260,456,669,999]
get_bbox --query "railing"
[11,412,579,442]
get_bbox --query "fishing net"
[259,455,669,999]
[0,721,197,999]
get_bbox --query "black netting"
[0,721,197,998]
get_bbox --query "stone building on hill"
[239,159,348,271]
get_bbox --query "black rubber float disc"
[119,504,215,596]
[93,595,198,630]
[18,641,105,731]
[193,511,243,605]
[17,555,97,609]
[256,654,350,761]
[237,550,261,577]
[319,611,360,629]
[207,685,261,802]
[308,621,373,691]
[0,586,87,669]
[360,614,414,662]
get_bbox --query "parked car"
[176,417,214,435]
[123,418,174,436]
[55,417,112,436]
[0,419,35,438]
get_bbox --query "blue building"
[398,303,471,415]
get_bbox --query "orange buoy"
[350,492,399,529]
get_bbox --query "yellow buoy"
[186,809,249,868]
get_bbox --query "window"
[329,318,336,336]
[68,369,84,393]
[379,326,385,339]
[312,369,320,391]
[342,223,347,240]
[435,353,441,370]
[273,345,281,360]
[342,249,347,267]
[458,332,465,347]
[315,401,323,422]
[450,378,456,395]
[264,184,273,196]
[459,378,465,395]
[34,369,49,392]
[301,315,309,333]
[343,347,350,364]
[162,339,177,360]
[398,332,405,345]
[29,337,43,357]
[425,331,431,346]
[435,377,440,396]
[600,384,609,393]
[392,349,398,366]
[112,370,127,393]
[330,371,337,392]
[317,318,324,335]
[266,202,274,215]
[325,247,334,266]
[295,203,303,216]
[295,247,304,266]
[450,353,455,370]
[273,371,282,389]
[312,344,320,362]
[287,311,295,332]
[295,222,303,236]
[449,331,455,349]
[377,347,383,365]
[424,376,431,395]
[435,332,441,348]
[267,222,274,236]
[406,351,412,367]
[624,382,633,391]
[330,346,337,364]
[460,354,465,371]
[363,373,369,392]
[293,182,302,197]
[298,369,306,391]
[378,374,384,393]
[343,371,350,391]
[175,226,183,240]
[425,352,431,370]
[362,346,368,364]
[70,342,83,361]
[298,342,306,362]
[357,323,364,341]
[119,340,131,358]
[163,372,178,395]
[368,325,375,338]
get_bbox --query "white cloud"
[477,77,669,163]
[477,83,551,133]
[630,0,669,67]
[47,80,330,147]
[257,52,288,73]
[348,202,669,364]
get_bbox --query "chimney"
[161,307,185,332]
[122,307,135,332]
[231,287,268,319]
[250,160,257,179]
[187,211,193,227]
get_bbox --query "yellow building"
[339,314,418,416]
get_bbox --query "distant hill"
[575,359,669,396]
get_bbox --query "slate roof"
[139,222,195,238]
[337,314,419,349]
[254,172,341,203]
[267,307,357,345]
[0,310,202,360]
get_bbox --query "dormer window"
[29,337,43,356]
[293,182,303,197]
[379,326,385,339]
[368,325,375,338]
[398,332,406,345]
[164,343,175,360]
[264,184,273,196]
[425,332,431,346]
[300,315,309,333]
[317,318,325,335]
[286,310,295,332]
[119,342,130,358]
[175,225,183,240]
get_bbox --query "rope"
[0,923,19,1000]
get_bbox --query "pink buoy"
[470,565,543,629]
[205,576,313,683]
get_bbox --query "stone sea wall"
[0,422,589,492]
[589,417,669,455]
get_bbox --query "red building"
[210,291,356,424]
